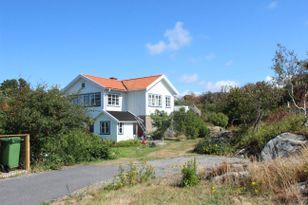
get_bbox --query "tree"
[272,44,308,122]
[223,82,282,127]
[150,110,171,140]
[0,79,90,162]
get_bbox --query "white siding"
[126,90,146,116]
[146,80,174,115]
[117,123,136,142]
[103,90,126,112]
[64,78,104,118]
[94,113,118,141]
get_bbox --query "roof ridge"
[122,74,163,82]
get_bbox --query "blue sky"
[0,0,307,95]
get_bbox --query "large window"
[107,94,120,106]
[71,92,101,107]
[118,123,123,135]
[165,96,171,108]
[148,94,162,107]
[100,121,110,135]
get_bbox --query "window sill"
[100,133,110,135]
[148,105,163,108]
[107,105,121,107]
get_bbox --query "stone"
[212,171,249,184]
[212,130,234,144]
[208,126,224,136]
[261,132,307,160]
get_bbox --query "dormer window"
[81,82,85,88]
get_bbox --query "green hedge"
[41,129,114,169]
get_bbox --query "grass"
[110,139,200,161]
[53,179,269,205]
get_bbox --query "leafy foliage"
[173,109,209,139]
[194,138,234,155]
[206,112,229,128]
[237,114,306,155]
[0,78,114,168]
[41,129,113,169]
[181,158,200,187]
[150,110,172,139]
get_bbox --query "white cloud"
[180,73,199,84]
[267,1,278,9]
[146,22,191,55]
[146,41,167,55]
[225,60,233,67]
[202,80,239,92]
[265,75,273,82]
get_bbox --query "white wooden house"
[62,74,179,142]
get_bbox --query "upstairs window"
[165,96,171,108]
[107,94,120,106]
[100,121,110,135]
[81,82,85,88]
[70,92,101,107]
[118,123,123,135]
[148,94,162,107]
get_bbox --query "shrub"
[194,138,234,155]
[181,158,200,187]
[237,114,306,155]
[41,129,113,169]
[105,161,155,190]
[173,110,209,139]
[150,110,171,140]
[207,112,229,128]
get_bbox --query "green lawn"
[110,139,200,161]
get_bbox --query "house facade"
[62,74,179,142]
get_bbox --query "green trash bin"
[0,137,22,169]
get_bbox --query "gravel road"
[0,155,244,205]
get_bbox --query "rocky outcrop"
[261,132,307,160]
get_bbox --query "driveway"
[0,155,244,205]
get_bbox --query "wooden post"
[25,134,30,171]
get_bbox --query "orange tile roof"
[83,74,162,91]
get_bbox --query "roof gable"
[82,74,162,92]
[122,75,162,91]
[83,74,127,91]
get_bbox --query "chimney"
[109,77,118,80]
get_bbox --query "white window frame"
[118,122,123,135]
[100,121,110,135]
[165,96,171,108]
[71,92,101,107]
[107,94,120,106]
[148,94,162,107]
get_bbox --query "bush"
[173,110,209,139]
[207,112,229,128]
[194,138,234,155]
[0,80,90,164]
[105,161,155,190]
[181,158,200,187]
[237,114,306,155]
[150,110,171,140]
[41,129,114,169]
